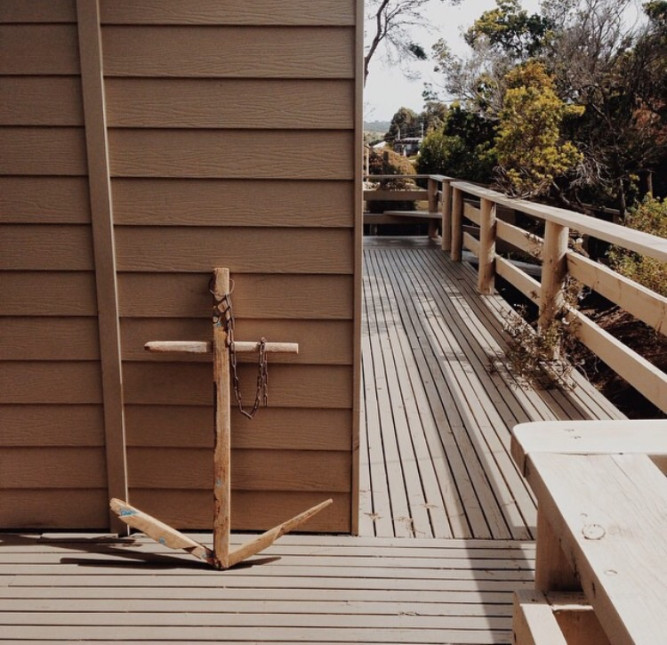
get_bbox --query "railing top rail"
[364,174,454,182]
[452,180,667,263]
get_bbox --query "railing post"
[427,176,438,239]
[441,179,452,252]
[539,220,568,331]
[451,187,463,262]
[477,197,496,294]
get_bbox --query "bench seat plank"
[525,452,667,645]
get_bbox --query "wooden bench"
[511,420,667,645]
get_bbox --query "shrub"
[366,148,417,213]
[608,196,667,297]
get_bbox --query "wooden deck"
[359,237,624,541]
[0,237,625,644]
[0,532,535,644]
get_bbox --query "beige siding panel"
[112,178,353,228]
[101,1,355,26]
[121,319,353,365]
[0,1,76,23]
[109,130,354,180]
[0,318,100,360]
[0,225,94,270]
[114,227,353,274]
[0,77,83,126]
[127,448,351,492]
[0,177,90,224]
[1,405,105,447]
[0,362,102,404]
[0,25,80,75]
[105,78,353,129]
[102,26,354,79]
[0,489,108,530]
[0,127,87,176]
[0,272,97,315]
[123,363,352,408]
[129,489,350,532]
[0,447,107,488]
[125,405,351,451]
[118,274,353,319]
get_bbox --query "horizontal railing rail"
[449,181,667,412]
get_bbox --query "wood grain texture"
[0,272,97,315]
[111,178,354,227]
[102,26,354,78]
[0,405,105,447]
[100,0,355,26]
[0,127,87,176]
[0,362,103,404]
[0,317,100,360]
[124,405,352,451]
[127,448,351,492]
[77,0,130,523]
[105,78,353,129]
[108,130,354,180]
[0,25,80,74]
[117,274,354,319]
[0,76,83,126]
[0,489,108,529]
[0,0,76,23]
[114,227,354,274]
[527,453,667,644]
[567,250,667,335]
[0,224,94,270]
[0,177,91,223]
[129,490,351,532]
[120,318,353,365]
[122,362,353,408]
[0,447,107,488]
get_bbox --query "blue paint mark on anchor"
[119,509,137,517]
[158,537,166,545]
[215,478,222,488]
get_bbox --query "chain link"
[211,282,268,420]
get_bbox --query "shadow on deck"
[359,237,624,541]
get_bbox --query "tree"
[384,106,421,145]
[416,104,496,181]
[493,61,584,197]
[364,0,462,84]
[430,0,550,115]
[542,0,667,210]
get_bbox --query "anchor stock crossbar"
[110,268,332,569]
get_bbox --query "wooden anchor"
[110,268,332,569]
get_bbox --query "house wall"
[0,0,362,533]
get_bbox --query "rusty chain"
[210,280,268,419]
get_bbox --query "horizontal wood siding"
[101,27,354,78]
[0,12,108,530]
[0,1,359,533]
[102,1,359,532]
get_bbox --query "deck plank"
[0,533,533,644]
[360,238,624,540]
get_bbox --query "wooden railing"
[365,175,667,412]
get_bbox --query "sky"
[363,0,539,122]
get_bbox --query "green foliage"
[493,62,584,196]
[608,196,667,296]
[466,0,552,60]
[416,104,495,181]
[385,107,421,145]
